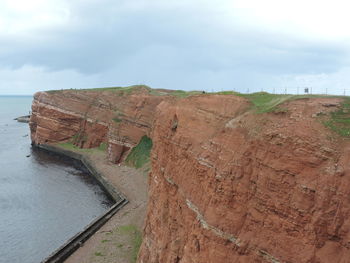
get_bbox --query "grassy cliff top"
[45,84,348,121]
[46,84,350,138]
[46,85,203,97]
[233,92,342,113]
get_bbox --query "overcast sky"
[1,0,350,95]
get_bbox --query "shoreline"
[34,143,128,263]
[34,144,126,202]
[33,143,149,263]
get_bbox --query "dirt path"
[64,150,148,263]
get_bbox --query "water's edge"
[34,144,128,263]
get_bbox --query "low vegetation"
[113,117,122,123]
[92,224,142,263]
[117,225,142,263]
[228,92,350,138]
[85,85,150,94]
[224,92,339,113]
[237,92,294,113]
[46,85,151,94]
[323,97,350,137]
[58,141,107,153]
[125,136,152,169]
[46,84,205,98]
[149,89,203,97]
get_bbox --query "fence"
[214,87,350,96]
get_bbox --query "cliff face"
[30,86,170,163]
[138,95,350,263]
[30,88,350,262]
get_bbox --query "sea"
[0,96,114,263]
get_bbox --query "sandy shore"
[55,147,148,263]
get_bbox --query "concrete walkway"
[62,150,148,263]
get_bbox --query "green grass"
[238,92,295,113]
[117,225,142,263]
[324,97,350,137]
[46,89,63,94]
[113,117,122,123]
[45,85,151,94]
[84,85,150,92]
[205,91,294,113]
[149,89,203,98]
[216,92,339,114]
[98,142,107,151]
[125,136,152,169]
[94,252,104,257]
[213,91,238,95]
[217,91,350,137]
[58,141,107,152]
[47,85,204,98]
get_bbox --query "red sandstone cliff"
[30,86,171,163]
[138,95,350,263]
[29,88,350,262]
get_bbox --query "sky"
[1,0,350,95]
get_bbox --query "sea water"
[0,96,113,263]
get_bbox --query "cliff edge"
[139,95,350,263]
[29,87,350,263]
[30,86,172,163]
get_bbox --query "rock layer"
[29,89,350,262]
[138,95,350,263]
[29,86,170,162]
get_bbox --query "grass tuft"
[116,225,142,263]
[94,252,104,257]
[238,92,294,113]
[113,117,122,123]
[58,141,107,153]
[125,136,152,169]
[324,97,350,137]
[226,92,340,114]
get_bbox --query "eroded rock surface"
[29,88,350,262]
[30,87,170,162]
[138,96,350,263]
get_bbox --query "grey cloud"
[0,0,349,94]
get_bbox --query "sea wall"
[34,144,128,263]
[36,144,125,202]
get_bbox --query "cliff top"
[45,85,205,98]
[38,85,350,139]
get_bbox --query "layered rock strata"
[29,88,350,262]
[138,96,350,263]
[30,87,170,163]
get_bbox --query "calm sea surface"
[0,96,113,263]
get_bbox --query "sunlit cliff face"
[139,95,350,263]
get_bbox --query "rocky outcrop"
[138,96,350,263]
[29,86,171,163]
[29,88,350,262]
